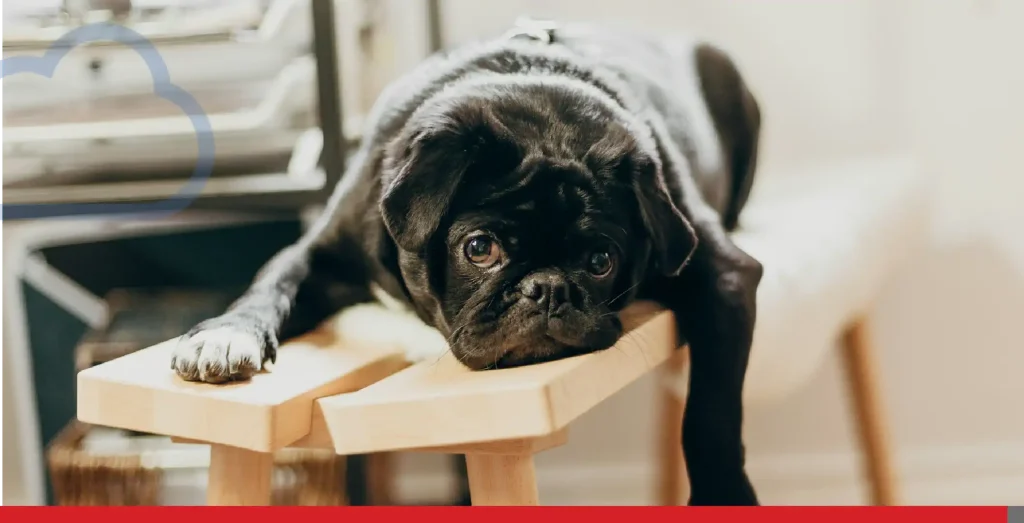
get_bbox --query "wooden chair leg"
[841,318,899,505]
[465,453,539,506]
[207,444,274,506]
[656,349,688,505]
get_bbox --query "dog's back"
[357,22,760,231]
[545,24,760,230]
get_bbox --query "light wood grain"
[309,301,677,454]
[842,318,900,505]
[466,453,539,506]
[77,328,409,452]
[207,444,273,506]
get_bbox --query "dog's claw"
[171,327,264,383]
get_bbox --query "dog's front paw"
[171,325,270,383]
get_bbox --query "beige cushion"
[731,154,930,405]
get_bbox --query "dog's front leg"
[171,146,383,384]
[647,220,762,506]
[170,235,373,383]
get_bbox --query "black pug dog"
[171,20,763,506]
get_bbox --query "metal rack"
[2,0,358,216]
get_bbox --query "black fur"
[170,22,763,506]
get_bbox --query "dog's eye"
[586,250,614,278]
[464,235,502,268]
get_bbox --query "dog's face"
[381,79,697,370]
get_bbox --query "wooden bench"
[77,301,677,506]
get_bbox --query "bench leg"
[841,318,899,505]
[465,453,539,506]
[207,444,274,506]
[656,349,688,505]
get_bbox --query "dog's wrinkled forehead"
[381,76,641,245]
[409,75,644,167]
[452,135,637,256]
[441,84,643,202]
[451,158,631,248]
[382,73,695,277]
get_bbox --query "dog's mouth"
[451,313,621,370]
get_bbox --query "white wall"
[383,0,1024,505]
[436,0,911,173]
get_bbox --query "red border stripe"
[0,506,1009,522]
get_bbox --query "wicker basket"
[46,421,348,506]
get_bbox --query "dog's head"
[380,77,696,369]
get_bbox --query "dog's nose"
[520,271,570,312]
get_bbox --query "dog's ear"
[381,113,519,253]
[381,127,468,253]
[631,155,698,276]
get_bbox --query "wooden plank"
[77,327,409,452]
[310,301,678,454]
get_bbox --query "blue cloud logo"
[1,22,214,220]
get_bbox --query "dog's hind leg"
[642,114,762,505]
